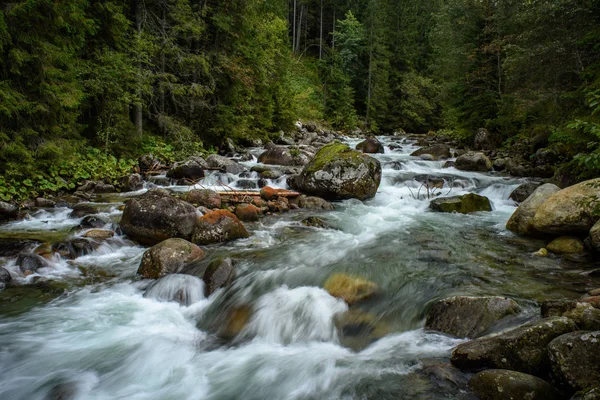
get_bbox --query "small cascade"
[144,274,206,306]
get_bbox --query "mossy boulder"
[410,144,451,160]
[469,369,563,400]
[120,189,198,245]
[451,316,578,376]
[425,296,520,338]
[83,229,115,240]
[507,184,561,235]
[589,220,600,252]
[429,193,492,214]
[137,238,206,279]
[549,331,600,393]
[183,189,222,209]
[455,152,493,172]
[356,137,384,154]
[532,178,600,235]
[203,258,236,296]
[191,210,250,245]
[289,142,382,201]
[323,273,378,305]
[547,236,585,254]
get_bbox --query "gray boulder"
[203,258,237,296]
[258,146,309,166]
[206,154,246,174]
[166,156,207,180]
[410,144,451,160]
[469,369,562,400]
[455,152,493,172]
[356,137,384,154]
[137,238,206,279]
[506,184,561,236]
[510,182,542,204]
[549,331,600,393]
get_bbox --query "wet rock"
[137,238,206,279]
[259,169,283,180]
[68,204,97,219]
[335,309,389,349]
[455,152,493,172]
[83,229,115,240]
[425,296,520,339]
[289,142,382,201]
[356,137,385,154]
[234,179,257,190]
[532,178,600,235]
[443,161,455,169]
[429,193,492,214]
[542,300,581,318]
[52,239,96,259]
[549,331,600,393]
[16,253,49,275]
[510,183,542,204]
[119,173,144,192]
[120,189,199,245]
[295,195,334,210]
[166,157,207,180]
[590,220,600,252]
[410,144,451,160]
[78,215,107,229]
[203,258,236,296]
[183,189,222,209]
[206,154,246,174]
[547,236,585,254]
[451,316,577,376]
[235,203,261,221]
[267,198,290,213]
[419,154,435,161]
[258,146,309,166]
[469,369,563,400]
[144,274,205,306]
[45,381,78,400]
[557,303,600,331]
[0,239,37,257]
[0,268,12,284]
[323,273,378,305]
[506,184,561,236]
[301,217,331,229]
[35,198,55,208]
[0,201,19,222]
[260,186,287,201]
[221,306,252,338]
[191,210,250,245]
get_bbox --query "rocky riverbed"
[0,130,599,400]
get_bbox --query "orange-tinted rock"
[235,204,261,221]
[192,210,250,245]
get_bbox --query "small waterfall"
[144,274,206,306]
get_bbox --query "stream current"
[1,136,599,400]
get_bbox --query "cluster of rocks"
[425,294,600,399]
[506,179,600,255]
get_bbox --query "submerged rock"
[78,215,107,229]
[203,258,236,296]
[468,369,562,400]
[45,381,78,400]
[52,238,97,259]
[549,331,600,393]
[547,236,585,254]
[532,178,600,235]
[506,184,561,236]
[410,144,451,160]
[0,268,12,284]
[356,137,384,154]
[425,296,520,338]
[294,195,334,210]
[191,210,249,245]
[429,193,492,214]
[455,152,493,172]
[183,189,222,209]
[16,253,49,275]
[144,274,205,306]
[83,229,115,240]
[137,238,205,279]
[323,273,378,305]
[68,204,97,219]
[301,217,331,229]
[120,189,198,245]
[451,316,577,376]
[289,142,382,201]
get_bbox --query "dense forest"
[1,0,599,200]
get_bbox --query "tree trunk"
[295,4,303,54]
[292,0,297,53]
[134,0,143,138]
[319,0,323,59]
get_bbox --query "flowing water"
[1,137,599,400]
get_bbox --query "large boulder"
[469,369,562,400]
[323,273,378,305]
[549,331,600,393]
[203,258,237,296]
[289,142,382,201]
[451,316,577,376]
[429,193,492,214]
[0,201,19,222]
[410,144,451,160]
[506,184,561,236]
[356,137,384,154]
[137,238,206,279]
[183,189,222,209]
[455,152,493,172]
[510,182,542,204]
[591,220,600,251]
[425,296,520,339]
[166,156,207,180]
[258,146,309,166]
[532,179,600,235]
[120,189,199,245]
[191,210,250,245]
[206,154,246,174]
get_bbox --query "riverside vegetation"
[1,1,600,400]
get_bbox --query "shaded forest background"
[0,0,599,200]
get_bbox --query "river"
[1,136,597,400]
